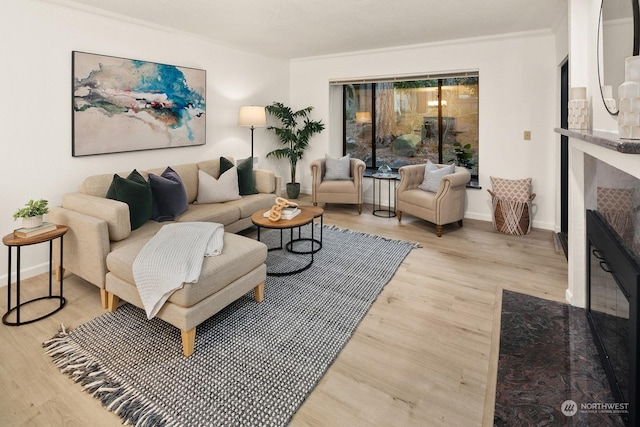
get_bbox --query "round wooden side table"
[251,206,324,276]
[2,225,68,326]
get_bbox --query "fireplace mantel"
[555,127,640,154]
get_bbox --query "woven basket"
[488,190,536,235]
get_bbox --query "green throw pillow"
[106,169,152,230]
[220,157,258,195]
[219,156,235,175]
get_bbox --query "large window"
[343,74,479,181]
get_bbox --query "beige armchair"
[310,157,366,214]
[397,163,471,236]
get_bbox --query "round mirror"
[598,0,640,116]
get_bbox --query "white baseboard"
[531,220,556,231]
[464,212,492,222]
[0,262,50,288]
[565,288,573,304]
[465,211,556,231]
[271,198,560,233]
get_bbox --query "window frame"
[339,72,479,184]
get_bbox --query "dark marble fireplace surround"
[587,210,639,426]
[556,128,640,425]
[585,155,640,426]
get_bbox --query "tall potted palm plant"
[266,102,325,199]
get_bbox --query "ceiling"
[46,0,568,59]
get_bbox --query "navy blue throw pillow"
[149,167,188,222]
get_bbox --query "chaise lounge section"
[48,157,280,355]
[106,232,267,356]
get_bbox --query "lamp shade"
[427,100,448,107]
[238,106,266,128]
[355,111,372,124]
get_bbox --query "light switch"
[524,131,531,140]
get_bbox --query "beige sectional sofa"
[49,158,281,355]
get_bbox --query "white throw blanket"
[133,222,224,319]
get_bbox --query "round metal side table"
[2,225,68,326]
[371,173,399,217]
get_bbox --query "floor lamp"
[238,106,266,165]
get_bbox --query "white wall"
[572,0,620,132]
[556,10,570,66]
[566,0,640,307]
[603,17,635,102]
[0,0,289,282]
[289,32,559,229]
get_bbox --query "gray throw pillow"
[425,160,439,172]
[324,154,351,180]
[419,162,455,192]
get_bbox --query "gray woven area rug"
[44,224,417,427]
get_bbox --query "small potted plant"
[266,102,325,199]
[13,199,49,228]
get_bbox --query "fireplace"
[587,209,640,426]
[554,127,640,424]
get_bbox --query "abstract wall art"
[72,51,206,156]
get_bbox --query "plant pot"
[286,183,300,199]
[22,215,43,229]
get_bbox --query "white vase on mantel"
[618,56,640,139]
[568,87,589,130]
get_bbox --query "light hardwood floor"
[0,197,568,427]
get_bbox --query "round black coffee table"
[251,206,323,276]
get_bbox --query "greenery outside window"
[342,74,479,183]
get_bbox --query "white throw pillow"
[196,168,241,203]
[324,154,351,180]
[418,162,455,192]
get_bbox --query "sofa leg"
[254,282,264,303]
[100,289,109,309]
[458,219,464,227]
[313,202,318,206]
[55,265,64,282]
[397,211,403,222]
[357,204,362,215]
[106,292,119,312]
[436,224,443,237]
[181,328,196,357]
